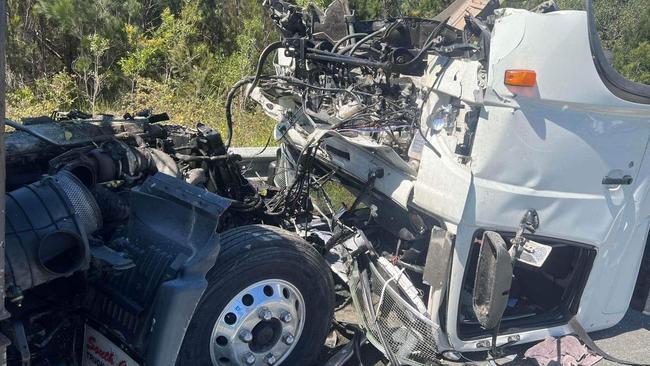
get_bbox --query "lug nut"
[258,308,273,321]
[239,330,253,343]
[243,353,256,365]
[283,333,295,345]
[265,354,277,365]
[280,311,292,323]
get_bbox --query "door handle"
[602,175,633,185]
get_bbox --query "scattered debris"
[524,336,602,366]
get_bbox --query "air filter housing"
[5,171,101,293]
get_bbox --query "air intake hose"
[5,171,102,295]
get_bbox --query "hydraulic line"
[332,33,367,52]
[347,27,386,56]
[345,21,401,56]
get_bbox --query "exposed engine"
[247,0,492,170]
[3,113,264,364]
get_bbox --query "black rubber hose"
[224,76,255,149]
[347,27,386,56]
[332,32,367,53]
[245,41,283,100]
[227,41,279,149]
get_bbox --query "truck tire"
[177,225,334,366]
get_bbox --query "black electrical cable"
[417,120,441,158]
[225,41,282,150]
[209,159,262,213]
[173,153,233,162]
[224,41,280,149]
[229,194,263,212]
[344,20,402,57]
[272,73,371,99]
[252,131,273,157]
[381,18,405,36]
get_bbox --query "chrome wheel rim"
[210,279,306,366]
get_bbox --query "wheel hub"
[250,319,282,353]
[210,279,305,366]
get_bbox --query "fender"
[123,173,232,366]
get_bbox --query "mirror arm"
[509,209,540,262]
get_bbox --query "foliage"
[299,0,454,18]
[7,72,78,118]
[615,42,650,85]
[5,0,650,146]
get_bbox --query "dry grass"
[7,87,276,148]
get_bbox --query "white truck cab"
[252,0,650,363]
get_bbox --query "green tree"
[74,34,110,113]
[5,0,649,145]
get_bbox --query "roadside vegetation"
[5,0,649,146]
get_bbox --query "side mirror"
[473,231,513,330]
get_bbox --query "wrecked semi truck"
[0,0,650,365]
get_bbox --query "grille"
[54,171,102,233]
[352,261,441,365]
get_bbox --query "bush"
[7,72,78,119]
[5,0,649,147]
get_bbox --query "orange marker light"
[504,70,537,87]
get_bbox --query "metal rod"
[306,49,390,69]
